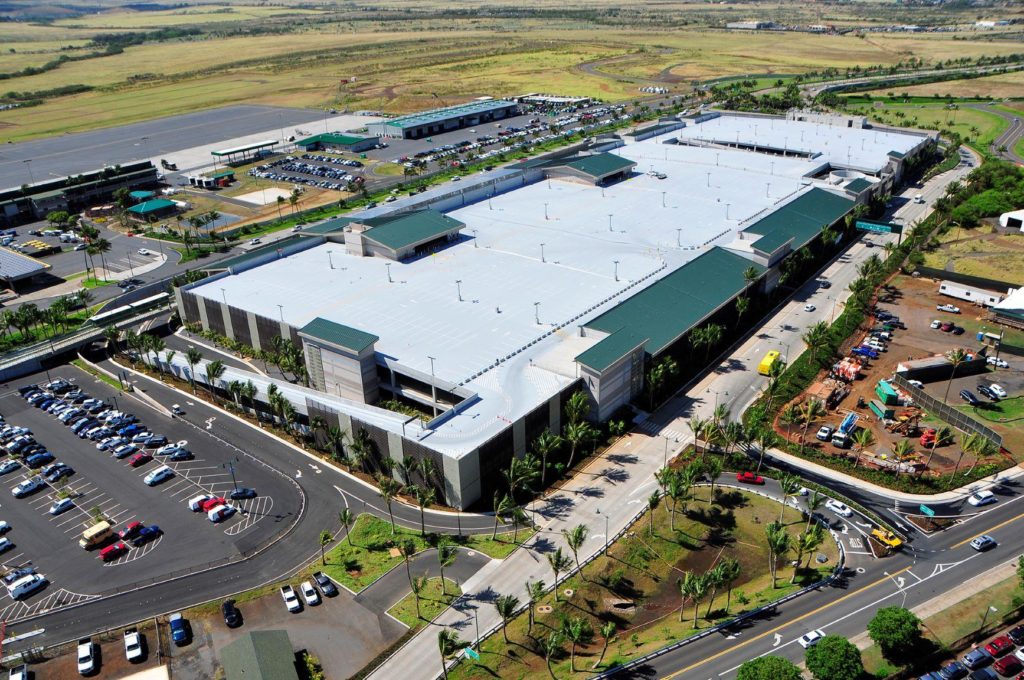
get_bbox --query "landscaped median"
[446,484,839,679]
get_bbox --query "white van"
[914,194,924,204]
[7,573,46,599]
[207,504,236,523]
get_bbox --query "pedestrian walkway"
[355,547,492,613]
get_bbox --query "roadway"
[3,358,500,655]
[966,102,1023,165]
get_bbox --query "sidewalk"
[765,447,1024,503]
[15,253,168,305]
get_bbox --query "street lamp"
[277,304,285,322]
[220,287,227,305]
[455,279,463,302]
[327,250,334,269]
[980,605,998,632]
[613,260,619,281]
[608,213,613,232]
[540,243,546,263]
[126,249,135,278]
[385,262,392,283]
[663,435,678,468]
[676,228,682,248]
[596,508,609,554]
[534,302,541,325]
[544,203,549,220]
[23,159,34,185]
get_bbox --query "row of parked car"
[298,153,363,168]
[921,622,1024,679]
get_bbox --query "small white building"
[938,280,1005,307]
[998,209,1024,231]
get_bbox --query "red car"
[736,471,764,485]
[128,452,153,468]
[993,655,1022,676]
[940,322,955,332]
[119,522,143,540]
[986,636,1015,657]
[200,497,228,513]
[99,542,128,562]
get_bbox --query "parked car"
[222,599,242,627]
[8,663,27,680]
[978,385,999,401]
[803,304,816,312]
[989,384,1008,399]
[207,505,236,523]
[0,538,13,554]
[131,525,161,547]
[168,449,193,462]
[970,534,997,552]
[1007,625,1024,646]
[312,571,338,597]
[77,637,97,675]
[941,322,955,332]
[736,471,764,485]
[0,460,21,475]
[992,655,1022,676]
[798,630,826,648]
[99,542,129,561]
[963,647,993,669]
[169,613,190,646]
[300,581,320,606]
[119,522,144,540]
[984,636,1014,657]
[938,660,968,679]
[229,487,257,500]
[952,326,965,335]
[49,498,75,515]
[143,465,175,486]
[826,499,854,517]
[124,628,143,662]
[188,494,213,512]
[128,452,153,468]
[281,585,302,613]
[961,390,981,406]
[938,304,961,313]
[12,477,44,498]
[986,356,1009,368]
[112,443,138,459]
[815,426,834,441]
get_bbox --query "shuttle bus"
[758,350,781,376]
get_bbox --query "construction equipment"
[871,528,903,550]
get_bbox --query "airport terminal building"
[173,111,934,508]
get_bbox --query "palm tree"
[338,508,354,545]
[594,621,616,669]
[493,594,520,643]
[721,558,742,612]
[734,295,750,329]
[502,454,540,504]
[226,379,244,408]
[184,347,202,394]
[376,475,402,534]
[799,399,825,451]
[780,403,801,443]
[241,380,258,415]
[705,562,728,616]
[544,631,564,680]
[777,473,802,523]
[562,524,589,573]
[742,265,760,296]
[704,456,723,504]
[436,629,462,680]
[765,522,791,588]
[533,428,562,488]
[943,349,969,403]
[804,489,825,532]
[890,439,915,479]
[399,539,417,588]
[562,617,594,672]
[411,575,428,619]
[525,578,545,633]
[802,321,830,366]
[690,573,710,628]
[852,427,875,468]
[204,359,226,399]
[564,389,589,426]
[801,525,825,570]
[546,547,571,600]
[411,485,435,536]
[319,530,333,565]
[756,429,779,474]
[436,537,457,595]
[647,491,661,536]
[689,416,709,458]
[564,421,595,471]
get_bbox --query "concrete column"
[220,302,233,341]
[512,417,527,460]
[247,312,261,351]
[386,432,404,479]
[196,295,209,328]
[548,395,562,436]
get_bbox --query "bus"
[758,350,781,376]
[79,520,113,549]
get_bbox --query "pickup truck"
[124,628,143,662]
[870,528,903,550]
[281,585,301,613]
[169,612,189,645]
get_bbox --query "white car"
[930,319,942,329]
[798,629,826,648]
[281,585,302,613]
[300,580,320,606]
[0,521,9,534]
[0,537,12,554]
[8,663,27,680]
[143,465,175,486]
[908,380,924,389]
[986,356,1009,368]
[989,384,1007,399]
[137,248,151,256]
[77,638,96,675]
[49,498,75,515]
[937,304,961,314]
[825,499,853,517]
[0,460,20,475]
[12,477,44,498]
[803,304,816,312]
[124,628,143,661]
[967,490,997,507]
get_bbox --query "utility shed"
[296,133,379,152]
[585,247,764,356]
[542,152,637,185]
[299,316,380,403]
[127,198,177,219]
[575,328,648,421]
[742,188,854,253]
[353,210,464,260]
[220,630,299,680]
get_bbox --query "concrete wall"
[305,340,379,403]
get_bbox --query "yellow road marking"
[663,565,913,679]
[951,510,1024,549]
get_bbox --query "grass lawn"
[71,359,123,390]
[372,162,406,177]
[321,514,531,592]
[855,70,1024,100]
[448,488,838,679]
[82,276,116,289]
[843,98,1008,153]
[387,577,461,629]
[862,573,1024,676]
[962,397,1024,424]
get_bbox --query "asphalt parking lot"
[0,370,301,625]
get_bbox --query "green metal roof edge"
[299,316,379,353]
[204,235,309,270]
[361,210,464,251]
[845,177,873,193]
[575,328,648,372]
[127,198,176,213]
[221,630,298,680]
[563,152,636,177]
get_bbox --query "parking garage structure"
[173,113,928,508]
[367,100,519,140]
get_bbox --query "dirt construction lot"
[780,273,1023,475]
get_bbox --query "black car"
[952,326,965,335]
[968,668,997,680]
[977,385,998,401]
[939,660,968,679]
[312,571,338,597]
[819,280,831,289]
[1007,625,1024,646]
[960,389,981,406]
[229,487,257,500]
[222,599,242,628]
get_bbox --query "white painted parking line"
[224,496,274,536]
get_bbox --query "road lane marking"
[951,510,1024,548]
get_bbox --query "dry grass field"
[0,1,1022,141]
[854,69,1024,100]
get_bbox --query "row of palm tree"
[0,291,92,344]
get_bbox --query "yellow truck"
[758,350,781,376]
[870,528,903,550]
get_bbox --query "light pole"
[765,182,771,198]
[126,249,135,278]
[663,435,677,468]
[608,213,613,232]
[277,304,285,322]
[220,287,227,305]
[596,508,609,554]
[540,243,546,263]
[455,279,463,302]
[544,203,549,220]
[472,229,478,247]
[706,171,711,188]
[385,262,392,283]
[676,228,682,248]
[534,302,541,325]
[23,159,34,185]
[427,356,438,417]
[223,457,240,494]
[979,605,998,632]
[725,203,731,220]
[613,260,619,282]
[327,250,335,269]
[661,191,666,208]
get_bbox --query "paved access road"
[967,102,1024,165]
[2,359,499,654]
